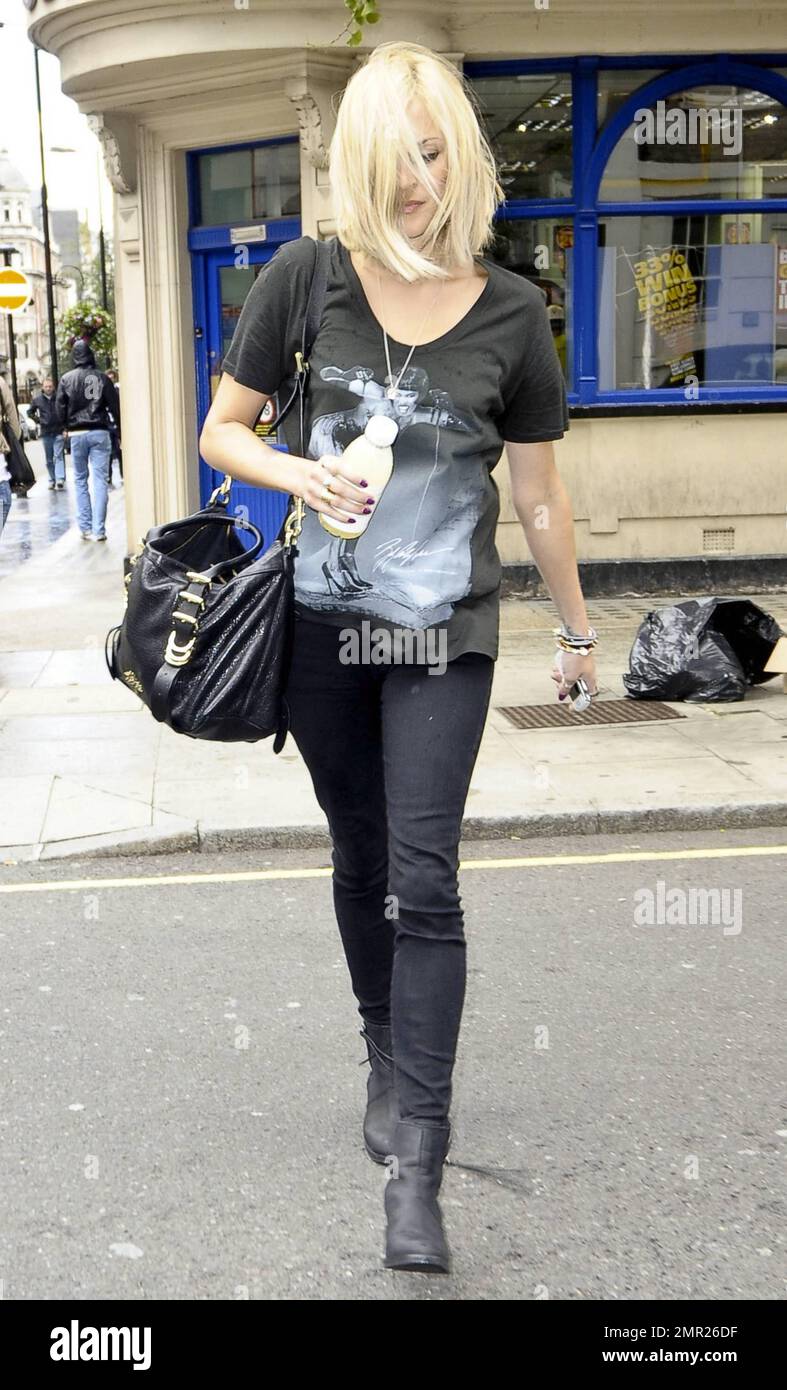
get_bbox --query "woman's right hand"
[297,455,375,528]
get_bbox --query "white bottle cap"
[364,414,398,448]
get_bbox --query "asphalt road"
[0,826,784,1302]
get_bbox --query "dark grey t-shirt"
[221,234,568,662]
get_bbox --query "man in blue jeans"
[28,377,66,489]
[55,340,120,541]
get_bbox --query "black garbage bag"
[623,597,784,703]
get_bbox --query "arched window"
[467,56,787,407]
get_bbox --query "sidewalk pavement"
[1,486,786,862]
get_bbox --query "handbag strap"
[211,236,333,549]
[278,235,333,548]
[273,235,333,448]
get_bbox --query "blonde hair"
[329,41,504,283]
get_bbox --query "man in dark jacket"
[28,377,66,491]
[55,340,120,541]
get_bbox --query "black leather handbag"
[104,236,331,752]
[0,400,36,496]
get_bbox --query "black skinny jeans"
[283,614,494,1125]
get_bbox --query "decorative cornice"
[284,79,329,171]
[86,113,137,195]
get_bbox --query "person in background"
[547,303,567,376]
[0,369,21,541]
[105,369,123,485]
[28,376,66,490]
[55,340,120,541]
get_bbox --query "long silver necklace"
[375,267,445,407]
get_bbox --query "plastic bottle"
[554,647,593,712]
[319,413,398,539]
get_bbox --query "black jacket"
[55,343,120,432]
[28,391,62,436]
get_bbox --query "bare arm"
[507,439,589,631]
[506,438,597,693]
[199,373,372,525]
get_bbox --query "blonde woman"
[200,41,597,1274]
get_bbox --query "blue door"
[192,243,295,548]
[187,136,303,548]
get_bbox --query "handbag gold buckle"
[208,474,232,506]
[164,632,197,666]
[283,495,305,547]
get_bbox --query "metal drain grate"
[497,700,687,730]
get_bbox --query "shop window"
[487,216,573,382]
[465,56,787,407]
[597,214,787,389]
[597,70,666,132]
[196,140,300,226]
[599,86,787,203]
[471,72,573,200]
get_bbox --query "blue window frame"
[465,54,787,410]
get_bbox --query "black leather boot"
[383,1118,452,1273]
[359,1022,397,1164]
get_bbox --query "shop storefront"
[25,0,787,586]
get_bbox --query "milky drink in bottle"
[319,413,398,539]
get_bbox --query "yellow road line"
[1,843,785,893]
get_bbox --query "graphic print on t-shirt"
[292,360,485,628]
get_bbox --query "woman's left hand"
[551,648,598,701]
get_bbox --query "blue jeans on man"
[42,432,66,484]
[70,429,112,539]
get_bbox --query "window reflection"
[470,74,573,199]
[597,70,665,132]
[597,215,787,388]
[487,218,572,381]
[197,142,301,225]
[599,86,787,202]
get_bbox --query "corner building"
[25,0,787,589]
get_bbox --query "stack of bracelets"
[552,624,599,657]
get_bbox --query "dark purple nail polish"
[363,507,371,514]
[346,516,356,524]
[359,479,368,488]
[366,497,376,505]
